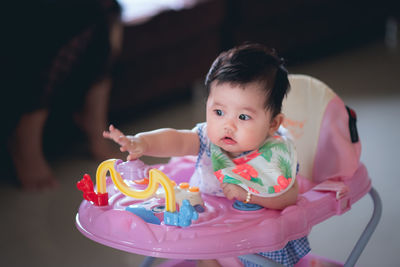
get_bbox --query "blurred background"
[1,0,399,266]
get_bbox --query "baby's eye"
[214,109,224,116]
[239,114,251,120]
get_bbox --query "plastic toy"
[164,199,199,227]
[156,181,204,212]
[113,159,204,211]
[77,158,201,227]
[75,75,381,266]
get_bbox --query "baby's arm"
[103,124,199,160]
[135,128,200,158]
[221,180,299,210]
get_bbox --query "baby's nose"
[224,119,236,132]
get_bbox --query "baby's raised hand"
[103,124,146,160]
[221,183,247,202]
[103,124,125,144]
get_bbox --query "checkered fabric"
[239,236,311,267]
[195,123,210,168]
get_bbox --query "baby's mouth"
[222,136,237,145]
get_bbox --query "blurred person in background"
[1,0,122,190]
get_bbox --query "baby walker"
[75,75,382,266]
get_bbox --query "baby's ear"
[268,113,284,135]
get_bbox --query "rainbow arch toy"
[77,158,202,227]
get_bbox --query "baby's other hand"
[221,183,247,202]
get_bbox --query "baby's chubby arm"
[221,180,299,210]
[103,124,200,161]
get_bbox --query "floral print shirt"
[190,123,297,197]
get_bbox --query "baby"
[104,43,310,266]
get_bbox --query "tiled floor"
[1,40,399,267]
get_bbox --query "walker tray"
[75,157,371,259]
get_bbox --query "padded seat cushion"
[282,75,361,182]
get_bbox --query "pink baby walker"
[76,75,382,266]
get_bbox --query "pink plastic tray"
[75,159,370,259]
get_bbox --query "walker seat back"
[283,74,361,184]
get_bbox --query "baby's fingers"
[126,148,144,160]
[221,185,234,199]
[113,134,132,146]
[108,125,125,139]
[127,153,140,161]
[103,128,112,138]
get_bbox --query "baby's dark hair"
[205,43,290,118]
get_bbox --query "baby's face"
[206,81,279,158]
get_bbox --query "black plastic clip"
[346,106,359,143]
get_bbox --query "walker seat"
[75,75,381,265]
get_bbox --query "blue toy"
[164,199,198,227]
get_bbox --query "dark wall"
[110,0,398,120]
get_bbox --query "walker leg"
[344,187,382,267]
[140,256,156,267]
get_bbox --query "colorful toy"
[111,159,205,211]
[75,75,381,266]
[77,158,201,227]
[156,182,205,212]
[164,199,199,227]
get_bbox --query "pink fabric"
[312,96,361,183]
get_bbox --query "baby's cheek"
[206,125,219,144]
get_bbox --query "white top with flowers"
[190,122,297,197]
